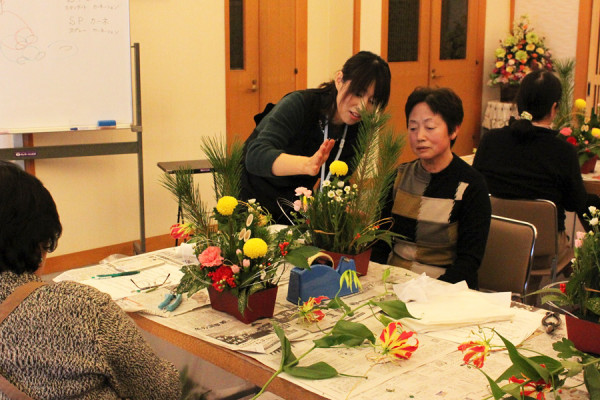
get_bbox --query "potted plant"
[161,138,313,323]
[489,15,554,102]
[557,99,600,173]
[289,107,404,275]
[535,206,600,354]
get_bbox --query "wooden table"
[583,172,600,196]
[129,313,326,400]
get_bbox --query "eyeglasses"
[130,273,171,292]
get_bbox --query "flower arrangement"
[457,328,600,399]
[289,108,404,255]
[557,99,600,166]
[489,15,554,87]
[253,268,418,399]
[536,206,600,324]
[162,138,314,315]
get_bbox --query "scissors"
[158,292,183,312]
[542,311,561,334]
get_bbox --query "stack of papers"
[394,274,515,333]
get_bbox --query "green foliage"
[200,136,243,200]
[553,58,576,129]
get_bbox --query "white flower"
[591,217,599,226]
[322,180,331,187]
[589,206,597,215]
[248,199,256,204]
[335,196,342,202]
[352,184,358,189]
[327,190,335,198]
[336,189,343,196]
[344,186,351,193]
[337,181,345,188]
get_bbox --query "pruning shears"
[541,311,561,334]
[158,292,183,312]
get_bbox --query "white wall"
[481,1,511,110]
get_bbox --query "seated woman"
[0,161,181,399]
[473,69,600,267]
[371,87,491,289]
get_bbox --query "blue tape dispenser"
[286,252,360,304]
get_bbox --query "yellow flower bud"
[575,99,587,110]
[216,196,238,216]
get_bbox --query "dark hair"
[510,70,562,137]
[319,51,391,117]
[0,161,62,274]
[404,87,464,145]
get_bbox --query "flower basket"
[322,248,372,276]
[499,84,519,103]
[565,313,600,355]
[207,285,278,324]
[580,154,598,174]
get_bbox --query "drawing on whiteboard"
[0,0,45,64]
[0,1,79,64]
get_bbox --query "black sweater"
[241,89,359,223]
[472,125,591,232]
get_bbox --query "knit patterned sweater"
[0,271,181,400]
[371,155,491,289]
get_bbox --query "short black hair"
[515,69,562,121]
[341,51,392,109]
[405,87,464,145]
[0,161,62,274]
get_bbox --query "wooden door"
[382,0,485,162]
[586,0,600,115]
[225,0,305,144]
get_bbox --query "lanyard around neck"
[320,122,348,188]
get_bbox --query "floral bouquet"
[557,99,600,166]
[289,107,404,256]
[535,205,600,324]
[162,138,313,316]
[489,15,554,87]
[172,196,307,314]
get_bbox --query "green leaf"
[285,246,322,269]
[273,323,298,368]
[377,314,395,327]
[382,268,391,284]
[327,297,352,315]
[371,300,417,320]
[314,320,375,347]
[584,364,600,400]
[553,338,585,359]
[479,369,510,399]
[561,360,583,377]
[283,362,339,380]
[496,332,549,381]
[587,297,600,316]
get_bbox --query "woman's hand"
[271,139,335,176]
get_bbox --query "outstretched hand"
[305,139,335,176]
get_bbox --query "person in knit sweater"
[371,88,491,289]
[0,161,181,400]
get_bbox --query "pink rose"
[242,259,251,268]
[295,186,312,198]
[559,127,572,136]
[230,264,240,273]
[198,246,224,267]
[576,232,586,240]
[575,239,583,248]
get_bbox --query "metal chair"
[489,196,573,283]
[478,215,536,301]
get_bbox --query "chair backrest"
[479,215,536,298]
[489,196,558,258]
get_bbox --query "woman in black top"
[473,69,600,261]
[241,51,391,223]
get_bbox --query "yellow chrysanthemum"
[243,238,268,259]
[216,196,238,216]
[592,128,600,139]
[329,160,348,177]
[575,98,587,110]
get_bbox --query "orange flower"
[377,322,419,360]
[508,374,552,400]
[170,223,194,240]
[298,296,328,324]
[458,340,490,368]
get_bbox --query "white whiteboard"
[0,0,133,133]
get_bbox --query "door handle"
[431,69,443,80]
[250,79,258,92]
